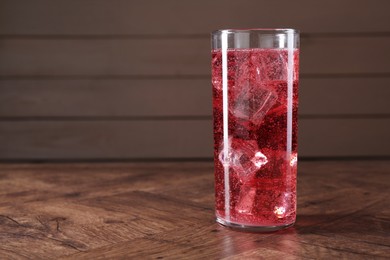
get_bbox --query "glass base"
[216,217,294,232]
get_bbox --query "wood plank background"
[0,0,389,160]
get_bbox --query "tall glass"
[211,29,299,231]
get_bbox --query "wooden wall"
[0,0,389,160]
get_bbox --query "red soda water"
[212,48,299,228]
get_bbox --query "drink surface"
[212,48,299,227]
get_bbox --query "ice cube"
[231,85,278,125]
[230,120,257,140]
[273,192,295,219]
[218,138,268,182]
[264,80,298,118]
[235,58,252,87]
[252,50,288,82]
[236,186,257,214]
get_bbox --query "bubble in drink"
[232,85,278,125]
[212,48,299,227]
[236,186,257,214]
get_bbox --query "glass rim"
[211,28,299,35]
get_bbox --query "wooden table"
[0,160,389,259]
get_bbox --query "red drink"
[212,48,299,228]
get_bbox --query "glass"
[211,29,299,231]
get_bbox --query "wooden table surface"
[0,160,389,259]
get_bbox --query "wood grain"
[0,161,388,259]
[0,77,389,117]
[0,0,389,34]
[0,36,389,76]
